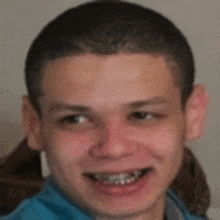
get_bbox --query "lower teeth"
[101,176,138,185]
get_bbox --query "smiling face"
[24,54,188,219]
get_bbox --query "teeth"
[92,170,144,185]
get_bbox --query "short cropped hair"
[25,0,195,115]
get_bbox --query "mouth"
[84,167,153,186]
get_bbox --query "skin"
[22,54,208,220]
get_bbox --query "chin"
[82,190,166,220]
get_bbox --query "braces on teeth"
[91,170,143,185]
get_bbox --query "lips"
[84,167,153,186]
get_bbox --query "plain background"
[1,0,219,211]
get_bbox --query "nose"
[89,117,138,160]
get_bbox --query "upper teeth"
[93,170,142,185]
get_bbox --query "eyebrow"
[48,97,169,113]
[128,97,169,109]
[48,103,92,113]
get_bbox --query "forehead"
[41,54,180,110]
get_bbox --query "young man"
[1,1,210,219]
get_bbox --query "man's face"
[36,54,186,219]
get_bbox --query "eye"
[60,115,88,125]
[129,111,160,122]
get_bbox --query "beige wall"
[1,0,219,211]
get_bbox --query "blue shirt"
[0,177,208,220]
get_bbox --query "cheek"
[150,125,184,153]
[129,120,185,158]
[42,127,97,164]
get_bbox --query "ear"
[185,84,209,141]
[21,96,43,151]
